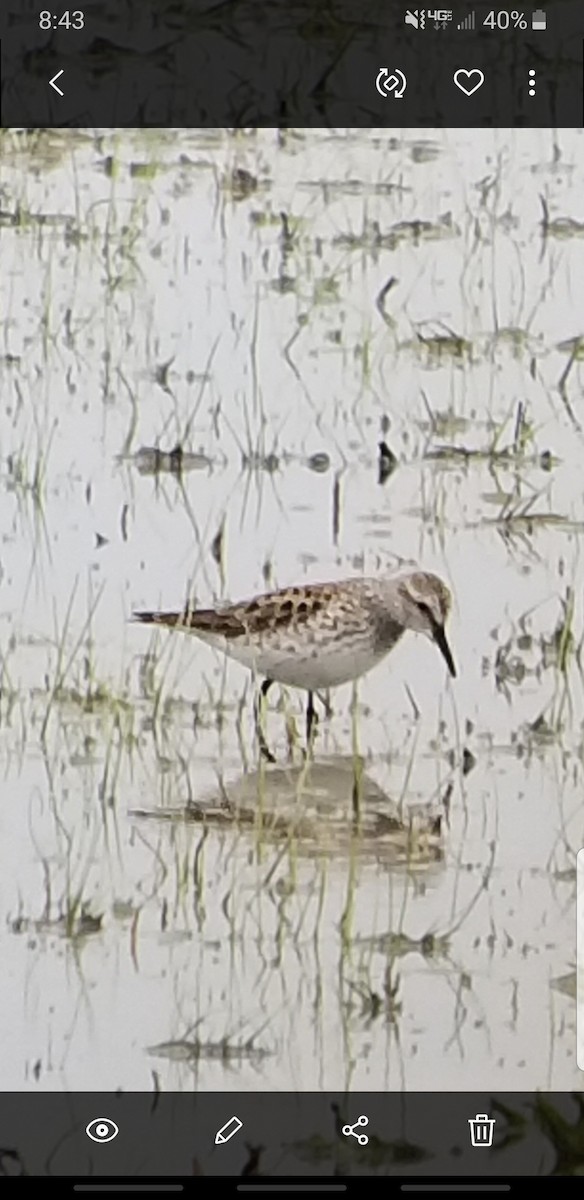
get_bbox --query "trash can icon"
[468,1114,495,1147]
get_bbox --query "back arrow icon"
[49,70,64,96]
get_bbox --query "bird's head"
[396,571,456,677]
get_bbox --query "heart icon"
[453,69,484,96]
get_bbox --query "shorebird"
[133,570,456,761]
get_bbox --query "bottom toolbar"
[0,1092,580,1178]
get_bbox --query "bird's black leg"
[306,690,319,753]
[255,678,276,763]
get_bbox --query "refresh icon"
[376,68,407,99]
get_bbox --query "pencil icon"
[215,1116,243,1145]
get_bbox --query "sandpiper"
[133,570,456,761]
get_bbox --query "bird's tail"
[131,611,185,628]
[132,607,237,636]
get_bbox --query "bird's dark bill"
[434,626,456,678]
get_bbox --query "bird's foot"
[255,679,276,764]
[305,691,319,757]
[259,739,277,765]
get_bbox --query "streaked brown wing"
[132,581,343,640]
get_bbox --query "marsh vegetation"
[0,128,583,1108]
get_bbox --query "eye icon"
[86,1118,119,1143]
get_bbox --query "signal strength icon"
[457,11,475,28]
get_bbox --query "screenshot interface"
[0,0,584,1190]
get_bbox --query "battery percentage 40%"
[483,10,528,28]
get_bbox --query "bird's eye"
[417,600,438,627]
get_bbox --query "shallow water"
[0,127,583,1093]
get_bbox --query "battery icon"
[532,9,546,28]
